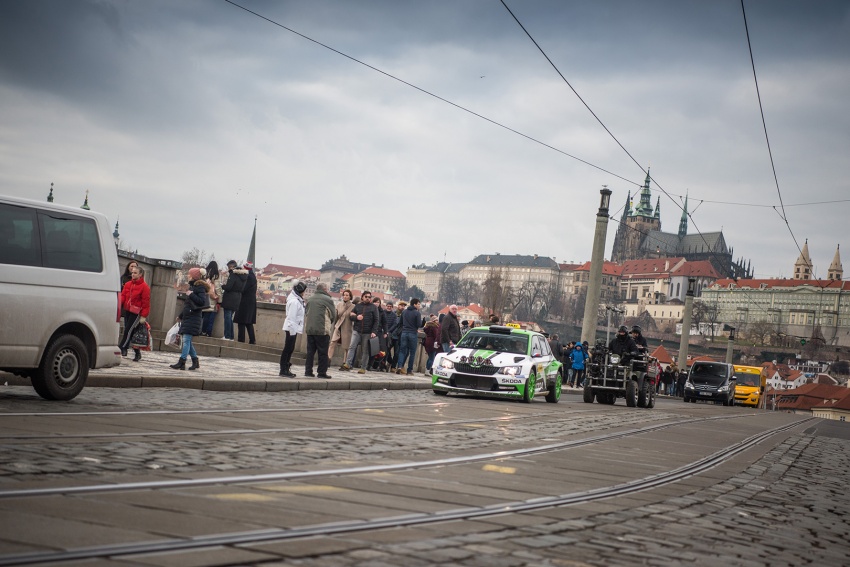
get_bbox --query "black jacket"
[609,333,638,357]
[440,312,461,344]
[221,269,247,311]
[234,270,257,324]
[178,280,210,336]
[350,301,380,335]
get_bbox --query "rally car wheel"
[523,370,537,403]
[625,379,637,407]
[545,369,562,403]
[583,385,594,403]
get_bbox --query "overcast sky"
[1,0,848,279]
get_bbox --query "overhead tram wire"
[222,0,639,188]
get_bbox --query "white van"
[0,194,122,400]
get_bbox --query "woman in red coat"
[119,265,151,361]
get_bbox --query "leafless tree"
[440,275,462,305]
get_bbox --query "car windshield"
[456,332,528,355]
[690,363,729,385]
[735,372,760,387]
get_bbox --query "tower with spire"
[827,244,842,281]
[246,216,257,267]
[610,169,661,263]
[610,190,632,264]
[793,240,813,280]
[678,192,689,238]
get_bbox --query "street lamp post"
[725,326,736,364]
[581,186,612,346]
[678,277,696,370]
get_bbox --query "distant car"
[431,325,563,403]
[683,361,736,405]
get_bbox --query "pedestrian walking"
[170,267,209,371]
[279,280,306,378]
[382,300,399,371]
[235,262,257,344]
[304,282,336,379]
[119,265,151,362]
[221,260,247,341]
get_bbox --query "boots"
[133,350,142,362]
[189,357,200,371]
[170,358,186,370]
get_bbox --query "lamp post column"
[581,187,612,346]
[725,326,736,364]
[678,277,696,370]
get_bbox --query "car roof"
[468,325,539,337]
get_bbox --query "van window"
[0,203,40,266]
[39,211,103,272]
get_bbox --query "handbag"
[368,336,380,356]
[130,321,152,351]
[165,322,181,348]
[127,302,141,315]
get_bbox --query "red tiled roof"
[670,260,720,278]
[621,257,685,277]
[714,278,850,291]
[261,263,320,278]
[575,261,623,276]
[559,263,584,271]
[812,389,850,411]
[776,384,849,411]
[650,344,673,364]
[361,266,405,279]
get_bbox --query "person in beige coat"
[328,289,355,360]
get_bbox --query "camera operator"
[609,325,639,363]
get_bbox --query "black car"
[683,361,736,406]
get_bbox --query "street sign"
[800,338,806,346]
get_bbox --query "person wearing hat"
[609,325,639,363]
[170,267,210,371]
[221,260,247,341]
[569,343,589,388]
[279,279,307,377]
[234,262,257,344]
[631,325,648,352]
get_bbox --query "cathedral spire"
[634,168,654,217]
[828,244,843,281]
[621,191,632,222]
[654,197,660,219]
[678,192,689,238]
[794,239,813,280]
[246,216,257,267]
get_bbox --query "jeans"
[442,342,451,353]
[426,350,437,372]
[306,335,330,375]
[202,311,216,336]
[397,332,418,372]
[223,309,234,339]
[573,368,585,387]
[346,330,372,370]
[180,334,197,359]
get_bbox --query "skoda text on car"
[0,194,122,400]
[431,325,563,403]
[683,361,737,406]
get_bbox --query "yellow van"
[732,365,765,407]
[0,195,122,400]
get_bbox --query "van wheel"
[33,335,89,401]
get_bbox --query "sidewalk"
[1,350,433,393]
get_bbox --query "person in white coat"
[279,280,307,377]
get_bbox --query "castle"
[610,170,752,279]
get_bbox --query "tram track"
[0,417,813,566]
[0,413,749,499]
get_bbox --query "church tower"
[610,190,632,263]
[793,240,813,280]
[678,192,689,238]
[621,169,661,261]
[828,244,843,281]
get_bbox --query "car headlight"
[685,381,695,390]
[609,354,620,365]
[498,366,522,376]
[718,385,729,393]
[440,359,455,370]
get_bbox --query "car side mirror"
[730,376,737,381]
[532,352,542,358]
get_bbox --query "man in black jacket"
[220,260,246,341]
[440,304,461,352]
[341,291,379,374]
[395,298,423,375]
[609,325,639,363]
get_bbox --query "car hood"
[445,348,529,366]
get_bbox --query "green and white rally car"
[431,325,563,403]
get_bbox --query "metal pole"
[725,327,735,364]
[678,278,696,371]
[581,187,612,346]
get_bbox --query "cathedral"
[610,170,752,279]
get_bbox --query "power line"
[223,0,640,187]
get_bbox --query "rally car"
[431,325,563,403]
